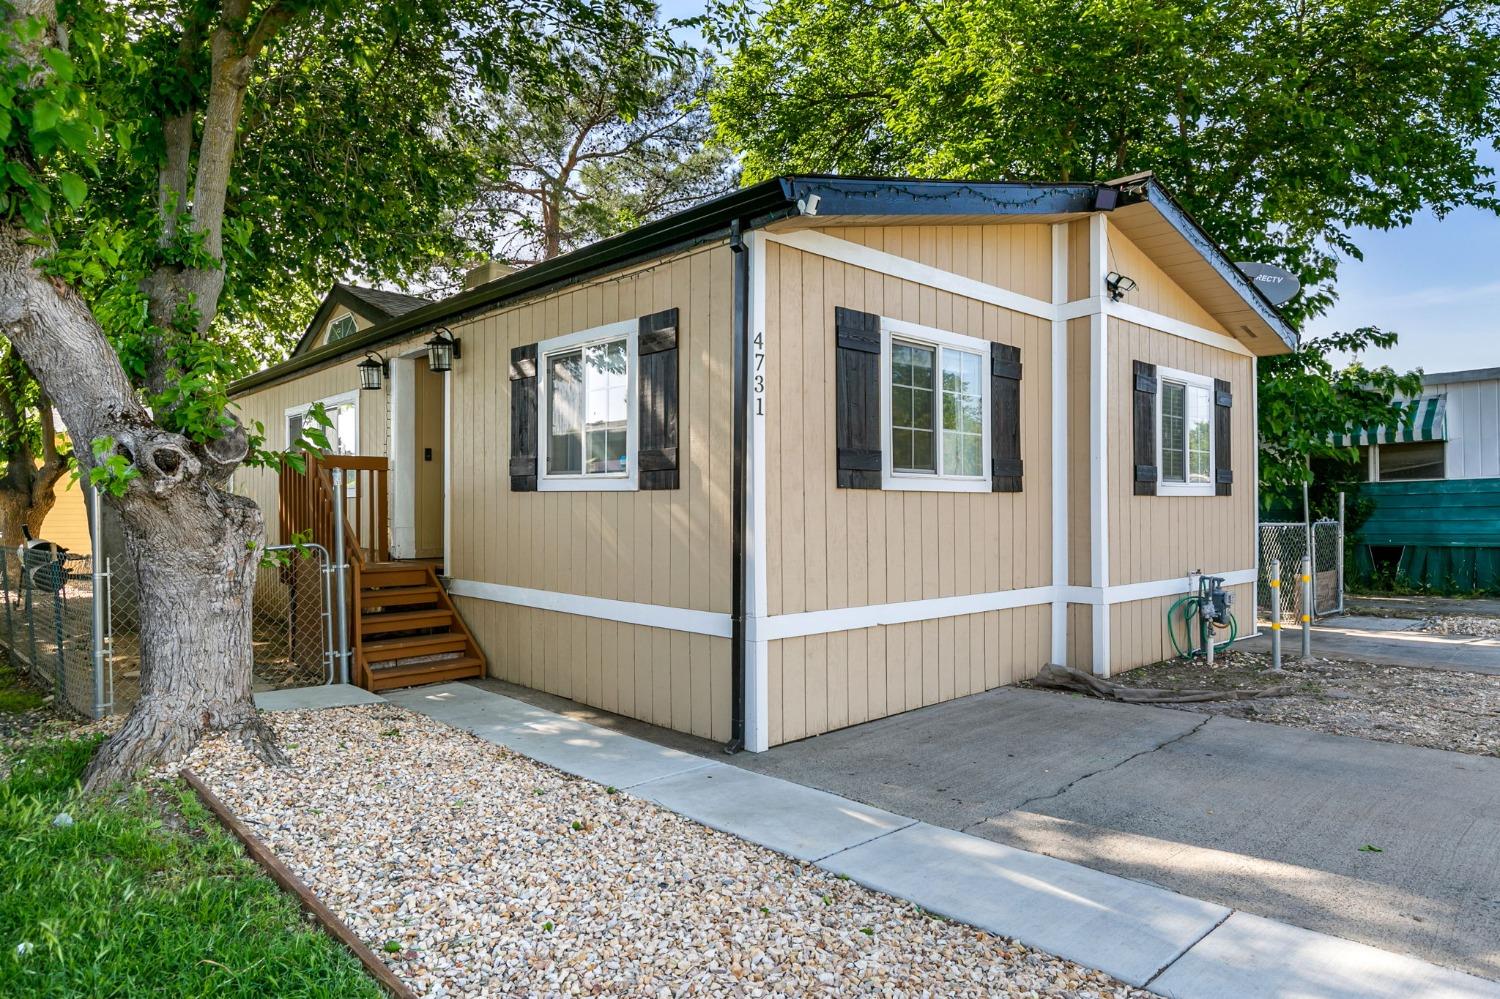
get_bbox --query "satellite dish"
[1235,262,1301,307]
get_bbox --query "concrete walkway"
[733,685,1500,985]
[385,682,1500,999]
[253,683,383,711]
[1240,614,1500,675]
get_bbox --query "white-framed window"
[1375,440,1446,481]
[326,312,358,344]
[286,390,359,456]
[1156,366,1214,497]
[537,319,638,492]
[879,317,990,493]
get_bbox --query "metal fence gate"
[0,488,334,718]
[1258,519,1344,626]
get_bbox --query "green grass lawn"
[0,671,385,998]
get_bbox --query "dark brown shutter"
[1133,360,1157,496]
[638,307,680,490]
[835,306,881,488]
[509,343,538,491]
[1214,378,1233,496]
[990,342,1022,492]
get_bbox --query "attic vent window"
[327,314,357,343]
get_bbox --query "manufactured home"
[1344,366,1500,589]
[230,175,1295,751]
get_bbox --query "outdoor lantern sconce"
[1105,271,1138,302]
[357,351,389,391]
[426,327,461,373]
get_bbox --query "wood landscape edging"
[180,769,419,999]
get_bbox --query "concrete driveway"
[728,686,1500,982]
[1239,614,1500,675]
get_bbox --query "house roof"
[234,175,1297,396]
[1423,366,1500,387]
[288,282,433,359]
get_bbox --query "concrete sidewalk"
[1239,614,1500,675]
[386,682,1500,999]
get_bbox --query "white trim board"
[448,579,734,638]
[1049,221,1069,666]
[447,571,1258,643]
[763,228,1055,323]
[745,230,770,752]
[763,227,1257,358]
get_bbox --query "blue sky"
[1306,146,1500,376]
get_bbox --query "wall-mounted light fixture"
[425,327,461,373]
[357,351,389,391]
[1105,271,1138,302]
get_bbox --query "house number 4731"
[753,331,766,415]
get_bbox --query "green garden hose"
[1166,594,1238,658]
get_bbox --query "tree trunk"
[0,222,282,790]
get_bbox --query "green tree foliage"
[477,50,735,262]
[709,0,1500,499]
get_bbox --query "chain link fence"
[0,542,100,717]
[1258,520,1344,626]
[99,544,333,716]
[0,491,333,718]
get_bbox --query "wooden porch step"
[359,585,440,609]
[364,655,485,691]
[361,632,470,662]
[359,566,433,589]
[360,608,454,635]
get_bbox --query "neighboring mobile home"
[230,175,1296,751]
[1344,366,1500,589]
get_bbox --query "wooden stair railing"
[278,452,482,690]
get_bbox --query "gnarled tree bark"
[0,228,282,788]
[1,0,291,788]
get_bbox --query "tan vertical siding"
[39,482,91,554]
[455,599,731,741]
[1107,319,1255,586]
[760,223,1055,743]
[764,238,1053,617]
[1108,582,1253,672]
[765,604,1050,746]
[827,224,1054,303]
[1106,223,1230,334]
[1066,603,1092,669]
[230,342,413,543]
[1067,219,1092,301]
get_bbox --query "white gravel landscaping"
[1412,614,1500,639]
[177,704,1154,998]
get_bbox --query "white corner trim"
[442,365,452,578]
[745,230,770,753]
[1089,214,1111,676]
[1050,222,1070,666]
[752,585,1058,642]
[448,579,734,638]
[762,228,1056,323]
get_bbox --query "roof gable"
[290,283,432,358]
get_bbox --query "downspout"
[726,220,749,753]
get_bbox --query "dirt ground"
[1104,648,1500,758]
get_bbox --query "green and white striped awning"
[1339,394,1447,446]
